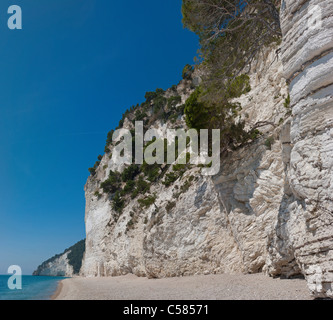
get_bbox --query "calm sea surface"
[0,275,66,300]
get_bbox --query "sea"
[0,275,66,300]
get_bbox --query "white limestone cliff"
[33,239,85,277]
[80,0,333,299]
[33,250,74,277]
[267,0,333,298]
[81,45,291,278]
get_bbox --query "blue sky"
[0,0,198,274]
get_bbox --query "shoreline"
[52,273,312,300]
[51,281,63,300]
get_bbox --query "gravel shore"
[52,273,311,300]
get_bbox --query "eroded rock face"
[267,0,333,298]
[81,46,290,278]
[82,146,245,278]
[213,138,286,274]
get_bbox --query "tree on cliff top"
[182,0,281,101]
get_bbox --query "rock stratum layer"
[267,0,333,298]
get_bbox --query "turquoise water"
[0,275,66,300]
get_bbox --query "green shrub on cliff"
[182,64,194,80]
[123,180,136,194]
[185,75,250,130]
[67,240,85,274]
[112,191,124,213]
[167,95,182,109]
[88,155,103,176]
[135,176,151,194]
[138,194,157,208]
[121,164,140,182]
[162,172,179,187]
[145,88,165,102]
[105,130,114,148]
[184,86,208,130]
[184,74,252,152]
[101,170,121,194]
[135,110,148,122]
[88,167,96,176]
[153,95,167,113]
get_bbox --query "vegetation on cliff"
[184,75,254,152]
[181,0,281,96]
[87,0,283,217]
[67,239,86,274]
[182,0,281,151]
